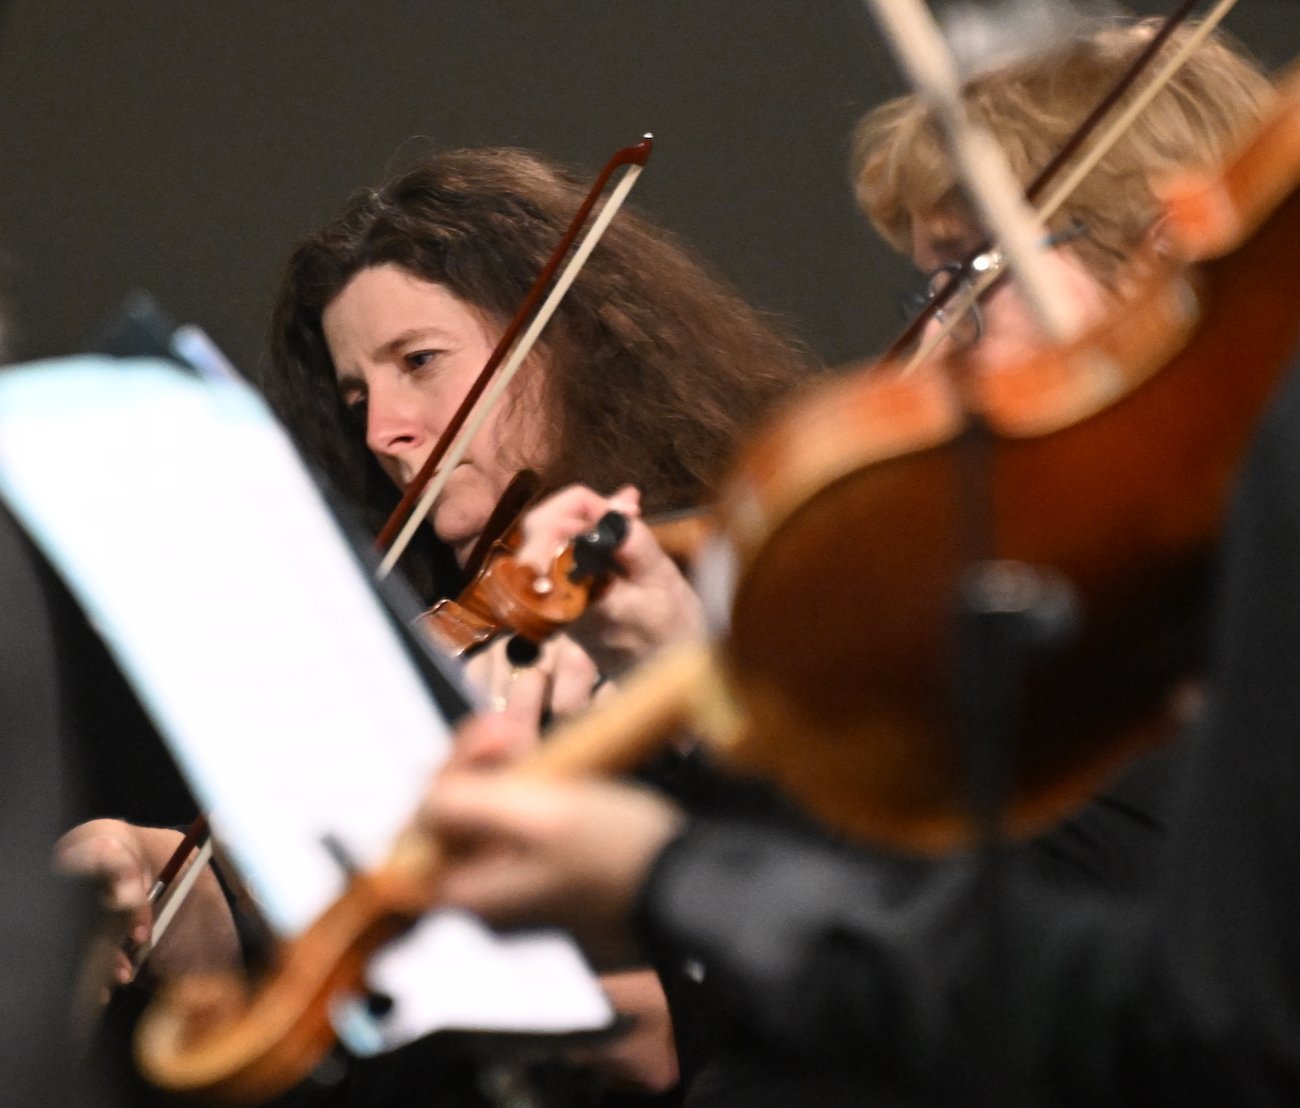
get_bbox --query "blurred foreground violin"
[704,65,1300,849]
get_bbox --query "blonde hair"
[852,20,1274,287]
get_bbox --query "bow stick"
[119,814,211,977]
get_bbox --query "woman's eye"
[405,350,439,371]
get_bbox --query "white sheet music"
[0,356,611,1052]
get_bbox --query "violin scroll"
[136,827,444,1101]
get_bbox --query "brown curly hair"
[263,147,813,594]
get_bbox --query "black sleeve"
[634,709,1179,1106]
[1121,350,1300,1104]
[634,818,979,1086]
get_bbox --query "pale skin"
[58,262,703,1093]
[508,483,708,678]
[54,820,241,988]
[323,264,551,570]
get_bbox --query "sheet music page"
[0,356,611,1051]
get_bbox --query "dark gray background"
[0,1,1294,375]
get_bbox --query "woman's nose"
[364,378,428,461]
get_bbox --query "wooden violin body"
[712,73,1300,851]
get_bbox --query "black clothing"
[6,506,195,831]
[0,503,100,1106]
[634,354,1300,1105]
[637,740,1179,1106]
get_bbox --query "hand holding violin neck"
[498,511,631,666]
[417,511,632,656]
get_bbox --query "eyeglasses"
[899,259,990,349]
[899,221,1087,351]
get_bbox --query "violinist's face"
[323,264,552,567]
[909,207,1109,370]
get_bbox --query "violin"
[133,43,1300,1108]
[131,130,662,949]
[415,468,713,659]
[417,506,630,658]
[705,75,1300,851]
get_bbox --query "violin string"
[901,0,1240,373]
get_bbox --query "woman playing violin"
[62,146,815,1105]
[261,145,818,721]
[264,147,809,589]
